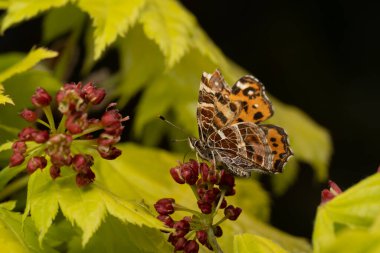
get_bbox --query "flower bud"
[197,200,212,214]
[50,166,61,179]
[27,156,47,174]
[154,198,175,215]
[76,168,95,187]
[12,141,27,154]
[31,87,52,107]
[173,219,190,237]
[18,127,37,141]
[9,152,25,167]
[184,240,199,253]
[19,109,37,122]
[213,225,223,237]
[174,237,188,251]
[97,146,121,160]
[196,230,208,245]
[34,130,49,143]
[181,164,198,185]
[72,154,94,172]
[224,205,242,220]
[157,214,175,228]
[83,82,106,105]
[170,166,185,184]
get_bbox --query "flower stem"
[207,227,223,253]
[57,114,67,133]
[0,175,29,202]
[213,190,226,217]
[190,184,200,200]
[36,119,51,129]
[175,205,202,216]
[43,106,56,132]
[213,217,228,227]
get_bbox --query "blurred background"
[180,0,380,238]
[0,0,379,241]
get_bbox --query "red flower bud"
[154,198,175,215]
[321,180,343,204]
[196,230,208,245]
[18,127,37,141]
[34,130,49,143]
[157,214,175,228]
[19,109,37,122]
[213,225,223,237]
[101,110,122,127]
[9,152,25,167]
[72,154,94,172]
[50,166,61,179]
[27,156,47,174]
[197,200,212,214]
[31,87,52,107]
[83,82,106,105]
[76,168,95,187]
[224,205,242,220]
[184,240,199,253]
[173,219,190,237]
[66,112,88,134]
[181,164,198,185]
[97,145,121,160]
[174,237,188,251]
[12,141,27,154]
[170,166,185,184]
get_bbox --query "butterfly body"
[191,70,293,177]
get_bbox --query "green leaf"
[1,0,70,33]
[234,234,288,253]
[0,47,57,83]
[117,24,165,107]
[0,84,14,105]
[313,173,380,253]
[77,0,146,59]
[24,165,163,246]
[42,4,85,43]
[0,206,57,253]
[67,215,172,253]
[139,0,196,67]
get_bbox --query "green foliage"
[0,203,57,253]
[234,234,288,253]
[0,0,342,252]
[313,173,380,253]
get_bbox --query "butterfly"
[189,70,293,177]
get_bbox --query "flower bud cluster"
[154,160,242,252]
[9,84,128,186]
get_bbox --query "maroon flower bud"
[19,109,37,122]
[157,214,175,228]
[83,83,106,105]
[76,168,95,187]
[196,230,208,245]
[181,164,198,185]
[31,87,52,107]
[219,170,235,188]
[72,154,94,172]
[173,219,190,237]
[213,225,223,237]
[321,180,343,204]
[12,141,27,154]
[50,166,61,179]
[154,198,175,215]
[197,200,212,214]
[184,240,199,253]
[18,127,37,141]
[200,163,209,181]
[202,189,218,203]
[66,112,88,134]
[27,156,47,174]
[33,130,49,143]
[101,109,122,127]
[97,132,121,146]
[224,205,242,220]
[9,152,25,167]
[219,198,227,209]
[188,159,199,172]
[97,145,121,160]
[170,166,185,184]
[174,237,188,251]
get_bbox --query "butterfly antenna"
[159,115,188,135]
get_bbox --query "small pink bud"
[83,82,106,105]
[50,166,61,179]
[157,214,175,228]
[9,152,25,167]
[19,109,37,122]
[321,180,343,204]
[154,198,175,215]
[72,154,94,172]
[184,240,199,253]
[174,237,188,251]
[12,141,27,154]
[18,127,37,141]
[33,130,49,143]
[170,166,185,184]
[31,87,52,107]
[224,205,242,220]
[76,168,95,187]
[97,145,121,160]
[27,156,47,174]
[196,230,208,245]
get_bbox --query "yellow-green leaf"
[234,234,289,253]
[0,84,13,105]
[77,0,146,59]
[139,0,196,67]
[0,47,58,83]
[1,0,70,33]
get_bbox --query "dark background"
[181,0,380,239]
[0,0,379,241]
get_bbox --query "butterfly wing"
[207,122,276,176]
[229,75,274,124]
